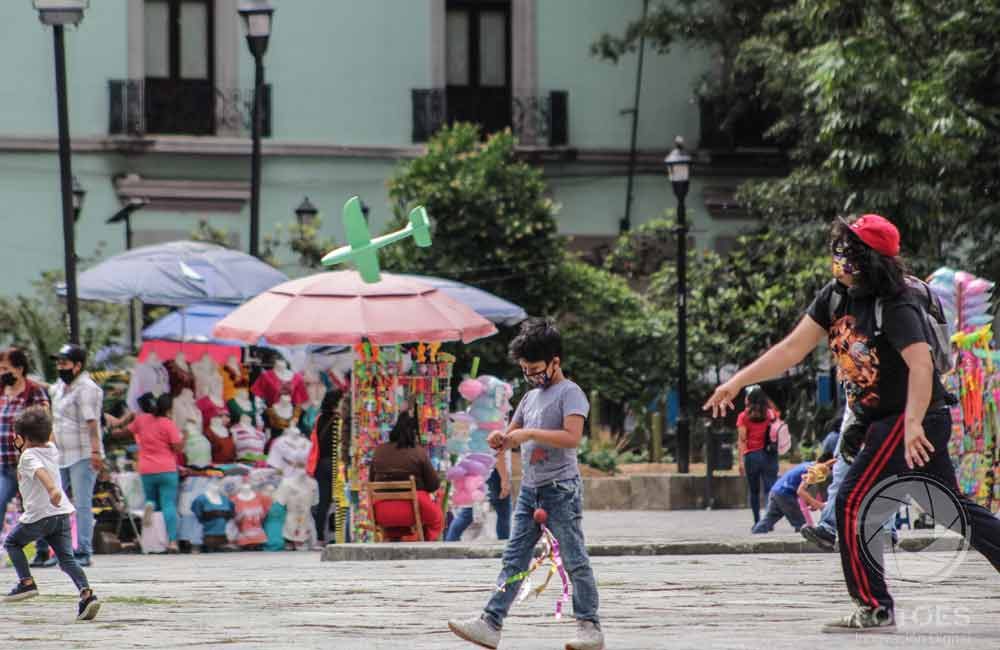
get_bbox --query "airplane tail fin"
[408,206,432,248]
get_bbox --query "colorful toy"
[495,507,571,619]
[321,196,432,283]
[458,375,513,454]
[446,452,496,506]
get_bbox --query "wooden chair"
[365,476,424,542]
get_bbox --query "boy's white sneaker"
[566,620,605,650]
[447,615,501,649]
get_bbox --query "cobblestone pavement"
[1,550,997,649]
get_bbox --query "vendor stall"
[213,270,498,543]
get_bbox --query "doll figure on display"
[265,393,301,442]
[253,357,308,407]
[233,479,270,550]
[220,354,248,403]
[192,353,221,400]
[196,370,228,428]
[232,414,268,462]
[191,479,234,552]
[267,426,312,476]
[298,365,325,434]
[172,387,202,435]
[184,419,213,467]
[274,468,320,550]
[164,351,196,396]
[261,484,287,551]
[204,414,236,464]
[228,387,260,429]
[127,350,170,413]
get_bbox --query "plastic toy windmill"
[321,196,432,283]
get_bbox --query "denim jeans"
[752,491,805,533]
[0,465,18,520]
[483,477,599,629]
[819,433,896,539]
[445,468,512,542]
[141,471,180,542]
[4,514,89,591]
[744,450,779,524]
[61,459,97,558]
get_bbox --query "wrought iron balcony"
[412,89,568,147]
[108,79,272,138]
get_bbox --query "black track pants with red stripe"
[835,408,1000,612]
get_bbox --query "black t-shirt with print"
[806,280,947,422]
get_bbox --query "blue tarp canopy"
[398,274,527,326]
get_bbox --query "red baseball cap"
[846,214,900,257]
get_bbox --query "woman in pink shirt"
[128,394,184,552]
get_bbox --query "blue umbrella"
[142,302,246,345]
[64,241,288,306]
[398,274,527,326]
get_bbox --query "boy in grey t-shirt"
[449,319,603,650]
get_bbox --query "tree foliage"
[0,263,126,381]
[597,0,1000,283]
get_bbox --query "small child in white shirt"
[3,407,100,621]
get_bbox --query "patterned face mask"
[831,241,860,279]
[522,361,554,389]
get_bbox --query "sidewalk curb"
[320,535,949,562]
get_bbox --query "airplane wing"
[354,249,382,283]
[342,196,372,249]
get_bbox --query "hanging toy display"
[494,508,571,619]
[349,341,455,542]
[930,267,1000,513]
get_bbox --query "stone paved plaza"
[1,547,998,649]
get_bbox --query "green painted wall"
[0,2,128,137]
[536,0,709,149]
[257,0,431,145]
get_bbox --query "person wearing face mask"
[0,347,51,564]
[48,344,104,568]
[736,384,780,528]
[703,215,1000,634]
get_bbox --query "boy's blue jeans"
[483,477,599,629]
[5,513,89,591]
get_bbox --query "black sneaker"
[822,605,895,634]
[4,581,39,603]
[801,525,836,552]
[77,593,101,621]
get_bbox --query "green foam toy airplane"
[321,196,432,283]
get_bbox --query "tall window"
[144,0,215,134]
[445,1,511,134]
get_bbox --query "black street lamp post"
[294,196,318,228]
[664,136,692,474]
[238,1,274,259]
[34,1,88,345]
[107,197,149,350]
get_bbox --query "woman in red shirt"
[736,385,779,528]
[128,394,184,552]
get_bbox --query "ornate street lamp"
[34,0,89,344]
[238,1,274,258]
[295,196,318,227]
[664,136,692,474]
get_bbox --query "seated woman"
[369,410,443,541]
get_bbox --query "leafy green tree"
[598,0,1000,283]
[0,267,126,381]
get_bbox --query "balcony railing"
[412,89,569,147]
[109,79,272,138]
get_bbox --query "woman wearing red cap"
[703,214,1000,634]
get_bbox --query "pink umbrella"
[212,271,498,345]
